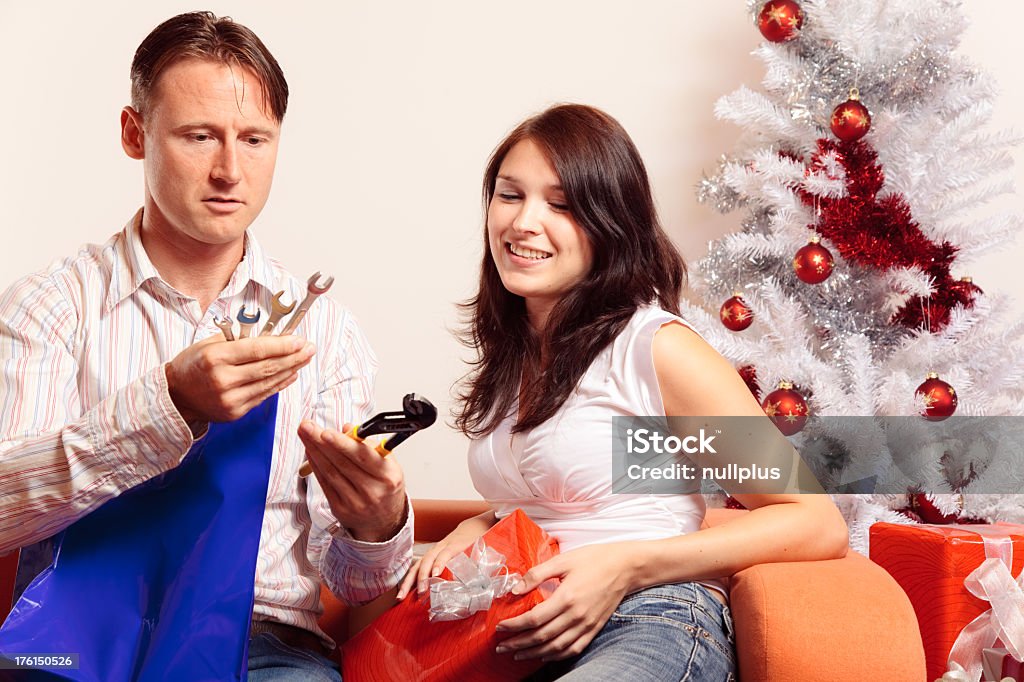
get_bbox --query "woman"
[398,104,847,679]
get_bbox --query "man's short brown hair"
[130,11,288,121]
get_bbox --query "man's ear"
[121,106,145,159]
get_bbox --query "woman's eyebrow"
[497,174,563,191]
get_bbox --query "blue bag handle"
[0,395,278,681]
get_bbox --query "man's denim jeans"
[248,632,341,682]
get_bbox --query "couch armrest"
[731,553,925,681]
[715,509,925,682]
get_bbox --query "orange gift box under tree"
[342,508,559,682]
[870,522,1024,681]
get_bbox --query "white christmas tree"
[686,0,1024,553]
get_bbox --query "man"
[0,12,410,679]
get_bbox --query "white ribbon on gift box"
[427,538,522,622]
[936,525,1024,682]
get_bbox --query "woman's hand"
[493,543,634,662]
[396,510,497,599]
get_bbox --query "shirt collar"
[229,228,277,298]
[105,208,278,312]
[105,209,158,313]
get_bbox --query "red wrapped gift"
[870,522,1024,681]
[341,509,559,682]
[983,647,1024,681]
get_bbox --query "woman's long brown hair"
[456,104,686,437]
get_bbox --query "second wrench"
[260,291,296,336]
[237,306,261,339]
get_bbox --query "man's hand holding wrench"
[165,334,315,424]
[167,271,335,442]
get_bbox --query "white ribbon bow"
[937,526,1024,682]
[427,538,522,622]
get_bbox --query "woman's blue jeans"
[535,581,737,681]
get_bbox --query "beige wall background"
[1,2,1020,499]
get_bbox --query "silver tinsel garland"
[744,0,960,128]
[778,41,957,131]
[697,236,913,363]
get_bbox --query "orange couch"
[325,500,927,681]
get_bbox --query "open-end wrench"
[214,316,235,342]
[237,306,261,339]
[259,291,296,336]
[280,272,335,336]
[298,393,437,478]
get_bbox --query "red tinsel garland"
[798,139,977,333]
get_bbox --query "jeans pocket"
[695,619,736,664]
[597,584,736,678]
[691,601,736,665]
[721,604,736,646]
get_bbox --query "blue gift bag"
[0,395,278,681]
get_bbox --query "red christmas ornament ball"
[830,90,872,142]
[757,0,804,43]
[720,293,754,332]
[793,235,835,284]
[949,276,983,300]
[909,493,964,524]
[761,381,808,436]
[738,364,760,401]
[915,372,958,421]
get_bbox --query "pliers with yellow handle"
[298,393,436,478]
